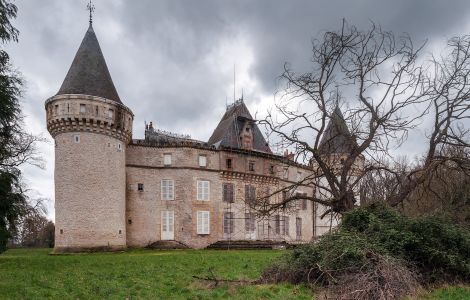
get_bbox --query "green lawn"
[0,248,468,300]
[0,248,311,299]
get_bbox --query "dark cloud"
[7,0,470,219]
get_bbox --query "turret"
[45,23,133,252]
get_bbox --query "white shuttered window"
[161,179,174,200]
[164,154,172,166]
[197,180,210,201]
[197,211,210,234]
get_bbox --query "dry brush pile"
[260,205,470,300]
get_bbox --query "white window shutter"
[197,211,210,234]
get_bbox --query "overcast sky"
[7,0,470,220]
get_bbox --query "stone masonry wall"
[54,132,127,251]
[126,145,314,249]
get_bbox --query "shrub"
[261,205,470,299]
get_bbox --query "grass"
[0,248,312,299]
[0,248,468,299]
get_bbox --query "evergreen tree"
[0,0,41,253]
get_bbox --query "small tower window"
[54,105,59,115]
[198,155,207,167]
[137,183,144,192]
[108,109,114,118]
[119,230,122,234]
[128,219,132,225]
[270,165,275,174]
[80,104,86,113]
[164,154,172,166]
[60,229,63,234]
[73,134,80,143]
[226,158,232,169]
[117,143,122,151]
[249,161,255,172]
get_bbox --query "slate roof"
[57,25,122,103]
[318,107,357,154]
[208,100,272,153]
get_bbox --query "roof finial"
[87,0,95,26]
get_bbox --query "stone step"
[206,240,290,250]
[146,240,190,250]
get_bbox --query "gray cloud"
[7,0,470,219]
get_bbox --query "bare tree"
[255,20,469,219]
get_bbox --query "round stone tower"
[45,23,133,252]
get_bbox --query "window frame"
[197,180,210,201]
[197,211,210,234]
[223,212,234,234]
[163,153,172,166]
[161,179,175,200]
[198,155,207,168]
[222,183,234,203]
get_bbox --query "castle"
[45,22,359,252]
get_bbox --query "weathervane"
[87,0,95,25]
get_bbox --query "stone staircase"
[206,240,290,250]
[146,240,190,250]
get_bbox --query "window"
[275,215,289,235]
[80,104,86,113]
[283,216,290,235]
[297,171,302,182]
[161,179,174,200]
[108,109,114,118]
[246,127,250,132]
[283,167,289,179]
[164,154,172,166]
[226,158,232,169]
[60,229,63,234]
[301,199,308,210]
[249,161,255,172]
[223,212,234,234]
[245,185,256,205]
[245,213,256,232]
[197,180,210,201]
[274,215,280,234]
[54,104,59,115]
[128,219,132,225]
[198,155,207,167]
[73,134,80,143]
[269,165,275,175]
[197,211,210,234]
[296,217,302,240]
[117,143,122,151]
[223,183,234,203]
[137,183,144,192]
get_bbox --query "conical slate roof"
[318,107,357,154]
[57,25,121,103]
[208,100,272,153]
